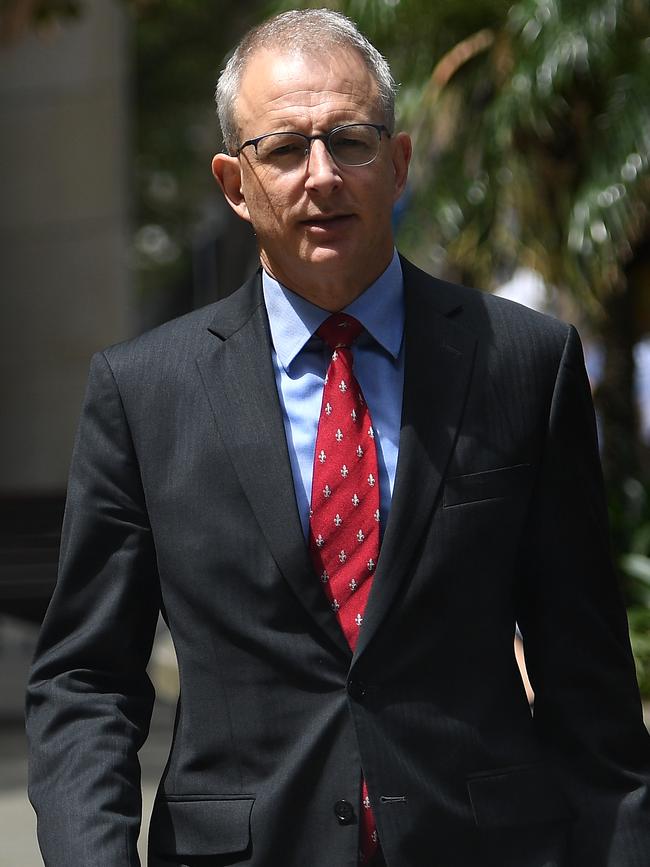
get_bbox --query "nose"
[304,138,343,195]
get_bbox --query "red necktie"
[309,313,380,865]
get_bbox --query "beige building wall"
[0,0,131,493]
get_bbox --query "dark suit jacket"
[27,258,650,867]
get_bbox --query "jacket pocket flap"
[443,463,531,507]
[467,764,573,829]
[149,795,254,856]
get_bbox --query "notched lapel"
[355,265,478,660]
[196,275,350,659]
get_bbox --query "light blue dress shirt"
[262,250,405,537]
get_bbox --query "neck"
[259,250,394,312]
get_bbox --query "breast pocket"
[443,463,532,508]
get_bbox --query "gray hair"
[215,8,396,154]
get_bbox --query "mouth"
[300,213,355,232]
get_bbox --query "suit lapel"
[354,260,478,660]
[196,273,350,659]
[195,263,477,663]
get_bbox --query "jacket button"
[347,677,366,701]
[333,799,355,825]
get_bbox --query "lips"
[300,213,354,231]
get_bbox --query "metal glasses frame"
[235,122,390,168]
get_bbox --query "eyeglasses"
[235,123,390,170]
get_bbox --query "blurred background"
[0,0,649,863]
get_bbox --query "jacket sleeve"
[516,325,650,865]
[26,350,161,867]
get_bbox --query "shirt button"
[347,677,366,701]
[333,799,356,825]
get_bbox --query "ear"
[390,131,412,202]
[212,153,251,223]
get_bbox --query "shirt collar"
[262,249,404,372]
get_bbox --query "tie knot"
[317,313,363,351]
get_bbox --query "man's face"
[213,46,411,308]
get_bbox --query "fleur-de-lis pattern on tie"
[309,313,380,865]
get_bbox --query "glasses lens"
[254,133,307,168]
[330,124,380,166]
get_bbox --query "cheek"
[363,181,396,222]
[355,166,395,204]
[246,194,298,247]
[245,181,295,226]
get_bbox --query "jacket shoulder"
[101,270,263,374]
[401,255,571,356]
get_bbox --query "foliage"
[619,495,650,696]
[627,607,650,697]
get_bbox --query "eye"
[257,133,307,162]
[336,135,367,148]
[269,142,304,157]
[330,126,377,165]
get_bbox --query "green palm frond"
[377,0,650,305]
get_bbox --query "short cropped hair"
[215,8,397,154]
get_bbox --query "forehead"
[236,46,380,136]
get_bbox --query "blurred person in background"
[26,8,650,867]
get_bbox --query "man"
[26,8,650,867]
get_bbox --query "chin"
[303,254,361,281]
[301,240,358,268]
